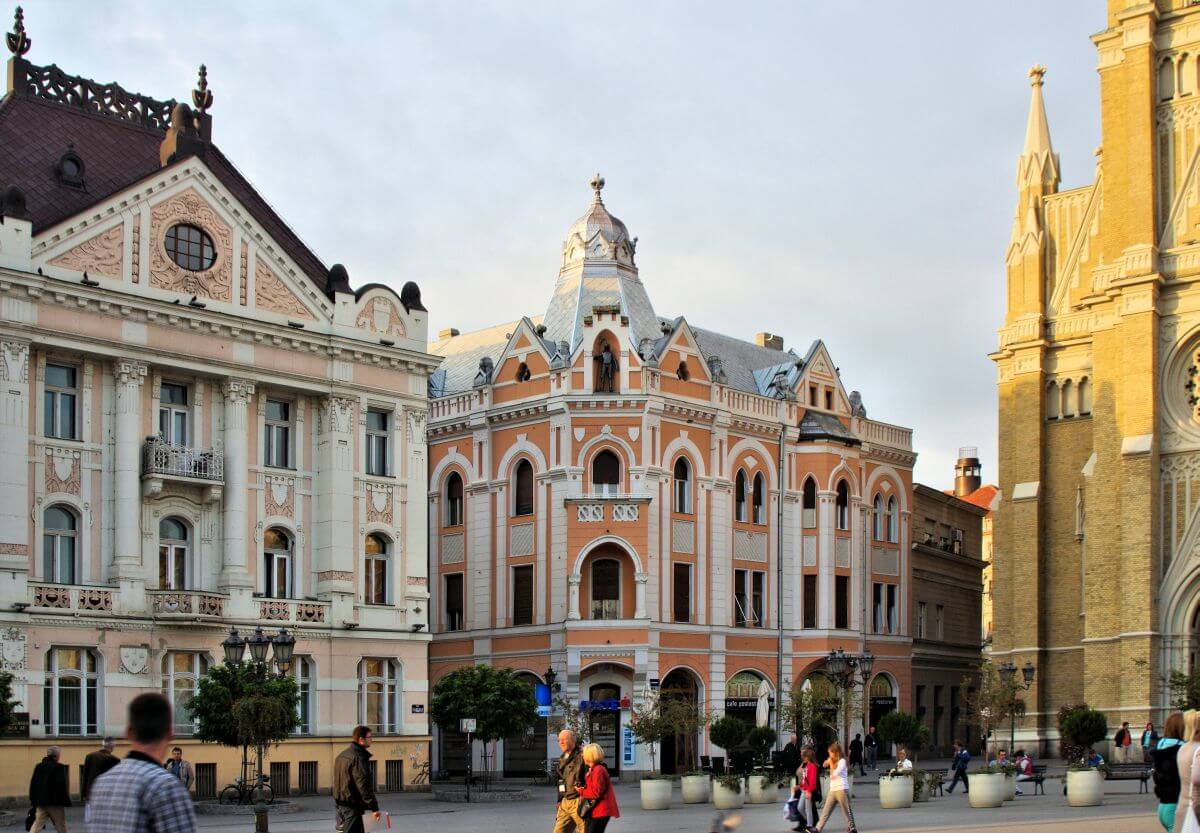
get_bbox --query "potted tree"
[744,726,777,803]
[1061,706,1108,807]
[667,700,711,804]
[966,764,1008,808]
[629,689,674,810]
[874,711,929,809]
[709,716,749,809]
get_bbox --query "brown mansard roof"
[0,61,331,294]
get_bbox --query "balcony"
[28,581,113,613]
[257,597,329,624]
[566,495,651,523]
[141,437,223,502]
[148,589,227,617]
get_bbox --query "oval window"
[164,223,216,272]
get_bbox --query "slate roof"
[541,271,661,352]
[429,318,540,396]
[0,88,331,294]
[797,410,860,445]
[689,324,803,395]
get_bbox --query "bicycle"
[411,760,430,785]
[218,772,274,805]
[531,758,556,786]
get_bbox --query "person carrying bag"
[575,743,619,833]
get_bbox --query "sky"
[30,1,1104,488]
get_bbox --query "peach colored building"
[0,20,435,799]
[427,176,917,776]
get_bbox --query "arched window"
[677,361,690,381]
[1061,379,1075,418]
[673,457,692,514]
[445,472,464,526]
[1078,377,1092,416]
[752,473,766,525]
[591,450,620,496]
[43,504,78,584]
[513,460,534,516]
[1046,381,1060,420]
[872,494,884,541]
[43,647,99,735]
[835,480,850,530]
[591,558,620,620]
[263,527,292,599]
[1161,58,1177,101]
[364,533,389,605]
[515,362,532,382]
[162,652,208,736]
[158,516,189,590]
[359,658,402,735]
[802,477,817,528]
[887,496,899,543]
[1181,54,1195,96]
[735,470,748,522]
[293,656,315,735]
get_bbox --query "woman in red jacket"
[793,745,819,832]
[576,742,620,833]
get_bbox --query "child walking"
[809,742,856,833]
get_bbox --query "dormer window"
[677,362,689,381]
[56,145,85,190]
[165,224,215,272]
[516,362,532,382]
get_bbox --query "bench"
[1022,764,1047,795]
[1105,763,1151,793]
[927,772,946,797]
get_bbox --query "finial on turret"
[590,173,605,203]
[6,6,30,57]
[1028,65,1047,87]
[192,64,213,115]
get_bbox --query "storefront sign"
[536,683,552,717]
[870,697,898,710]
[725,697,772,710]
[579,699,621,712]
[0,712,27,738]
[411,704,425,714]
[622,724,635,766]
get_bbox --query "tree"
[710,714,749,763]
[0,671,20,735]
[875,710,930,763]
[745,726,777,768]
[962,662,1019,759]
[189,662,298,796]
[630,688,705,777]
[780,686,833,747]
[430,666,538,782]
[1168,670,1200,710]
[1061,707,1108,765]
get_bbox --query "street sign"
[460,718,476,733]
[411,704,425,714]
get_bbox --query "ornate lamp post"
[824,649,875,748]
[998,660,1035,756]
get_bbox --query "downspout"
[776,417,786,746]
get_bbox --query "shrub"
[745,726,777,762]
[710,715,749,752]
[876,711,929,758]
[1061,707,1108,764]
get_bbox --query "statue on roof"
[474,357,494,388]
[594,341,618,393]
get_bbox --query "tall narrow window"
[803,574,817,629]
[591,558,620,619]
[444,573,464,631]
[824,389,833,410]
[158,382,189,445]
[293,656,314,735]
[734,569,749,627]
[512,565,534,626]
[835,575,849,629]
[359,658,401,735]
[364,533,389,605]
[673,563,691,623]
[935,604,945,639]
[887,496,899,543]
[445,473,464,526]
[591,450,620,496]
[1061,379,1075,418]
[263,527,292,599]
[162,652,207,736]
[673,458,692,514]
[873,583,884,633]
[872,494,884,540]
[917,601,927,639]
[735,470,748,522]
[886,584,898,634]
[513,460,534,516]
[1078,377,1092,416]
[835,480,850,530]
[44,364,78,440]
[43,505,77,584]
[1046,381,1060,420]
[366,409,390,476]
[752,473,766,525]
[264,399,292,468]
[158,517,189,590]
[751,571,764,627]
[43,647,99,736]
[802,478,817,528]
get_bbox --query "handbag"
[578,767,608,820]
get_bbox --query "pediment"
[491,316,552,383]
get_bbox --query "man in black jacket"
[28,745,71,832]
[553,729,585,833]
[81,737,118,804]
[334,725,380,833]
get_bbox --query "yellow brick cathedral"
[991,0,1200,750]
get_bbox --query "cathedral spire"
[1018,65,1059,191]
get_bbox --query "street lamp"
[222,626,296,674]
[998,660,1035,757]
[824,649,875,748]
[544,666,560,693]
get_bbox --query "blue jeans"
[948,769,969,793]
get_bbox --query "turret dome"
[562,174,636,267]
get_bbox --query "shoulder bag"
[578,768,607,820]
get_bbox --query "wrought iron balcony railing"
[141,437,224,483]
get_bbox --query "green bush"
[745,726,777,760]
[1061,707,1108,763]
[710,715,749,751]
[876,711,929,756]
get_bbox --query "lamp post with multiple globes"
[997,660,1035,758]
[824,648,875,750]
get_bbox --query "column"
[817,491,835,629]
[0,340,29,606]
[568,574,581,619]
[113,360,147,575]
[314,395,356,621]
[220,379,255,595]
[634,572,648,619]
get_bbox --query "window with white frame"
[887,584,898,633]
[835,480,850,530]
[802,478,817,528]
[359,658,401,735]
[887,496,899,543]
[936,604,944,639]
[513,459,534,517]
[161,652,207,736]
[735,470,748,522]
[734,569,764,628]
[158,382,189,445]
[872,494,884,541]
[916,601,927,639]
[445,473,464,526]
[263,527,293,598]
[673,457,692,514]
[752,473,766,525]
[591,558,620,620]
[44,363,79,440]
[158,516,189,590]
[264,399,292,469]
[873,582,884,633]
[366,409,390,476]
[591,450,620,496]
[43,504,78,584]
[43,647,99,735]
[293,656,314,735]
[364,533,389,605]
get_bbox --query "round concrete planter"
[640,778,673,810]
[1003,773,1016,801]
[681,775,710,804]
[967,773,1007,808]
[879,775,914,809]
[747,774,775,804]
[713,778,745,810]
[1066,769,1104,807]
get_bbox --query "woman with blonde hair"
[1173,710,1200,833]
[575,742,619,833]
[810,742,856,833]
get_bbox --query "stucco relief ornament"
[149,189,233,301]
[119,646,149,675]
[1,627,26,671]
[355,297,406,338]
[255,259,314,319]
[48,225,124,278]
[1187,356,1200,420]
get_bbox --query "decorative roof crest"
[1028,64,1047,88]
[7,6,30,57]
[590,172,605,204]
[192,64,212,115]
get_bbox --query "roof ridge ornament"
[7,6,30,57]
[590,172,605,204]
[1028,64,1047,88]
[192,64,212,115]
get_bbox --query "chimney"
[438,327,460,340]
[954,446,982,497]
[755,332,784,350]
